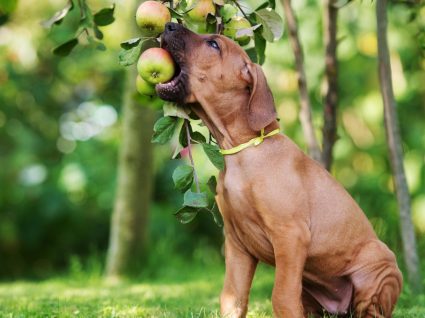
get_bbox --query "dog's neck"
[191,97,279,150]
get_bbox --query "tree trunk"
[105,0,155,280]
[376,0,422,292]
[280,0,322,163]
[321,0,338,171]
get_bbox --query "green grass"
[0,262,424,318]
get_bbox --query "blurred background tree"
[104,0,156,281]
[0,0,424,295]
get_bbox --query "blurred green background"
[0,0,424,302]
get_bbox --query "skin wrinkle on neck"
[192,96,250,149]
[193,96,280,152]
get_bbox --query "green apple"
[136,1,171,37]
[136,75,156,96]
[223,16,251,46]
[187,0,215,23]
[137,48,175,84]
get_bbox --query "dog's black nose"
[165,22,184,33]
[165,22,178,32]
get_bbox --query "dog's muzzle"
[155,22,190,103]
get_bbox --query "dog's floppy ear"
[245,63,277,131]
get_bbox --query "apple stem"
[185,120,200,193]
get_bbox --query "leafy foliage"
[114,0,284,225]
[254,8,284,42]
[151,116,179,144]
[201,143,225,170]
[93,4,115,26]
[52,38,79,56]
[172,165,194,192]
[42,0,115,55]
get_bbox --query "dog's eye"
[207,40,220,50]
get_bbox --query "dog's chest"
[217,173,275,264]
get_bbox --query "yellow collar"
[219,128,280,155]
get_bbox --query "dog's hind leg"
[349,240,402,318]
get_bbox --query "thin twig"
[232,0,250,20]
[185,120,200,193]
[280,0,322,163]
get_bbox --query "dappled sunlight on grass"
[0,263,423,317]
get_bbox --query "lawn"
[0,262,424,318]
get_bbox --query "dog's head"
[157,22,276,131]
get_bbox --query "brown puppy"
[157,23,403,318]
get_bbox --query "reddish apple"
[136,1,171,37]
[137,48,175,84]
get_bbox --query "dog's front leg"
[271,222,310,318]
[220,236,258,318]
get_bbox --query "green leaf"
[178,121,206,147]
[94,25,104,40]
[120,37,141,49]
[41,1,73,28]
[189,111,200,120]
[179,121,191,147]
[254,31,266,65]
[210,203,223,227]
[207,175,217,195]
[141,38,160,51]
[220,4,237,23]
[169,8,184,19]
[172,165,194,192]
[118,41,142,66]
[255,2,269,11]
[53,38,78,56]
[174,206,199,224]
[191,131,206,144]
[245,47,257,63]
[202,143,225,170]
[93,4,115,26]
[255,8,283,42]
[184,190,209,208]
[268,0,276,10]
[163,102,190,119]
[96,42,106,51]
[172,143,184,159]
[206,13,217,24]
[151,116,179,144]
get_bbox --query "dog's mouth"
[155,38,190,103]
